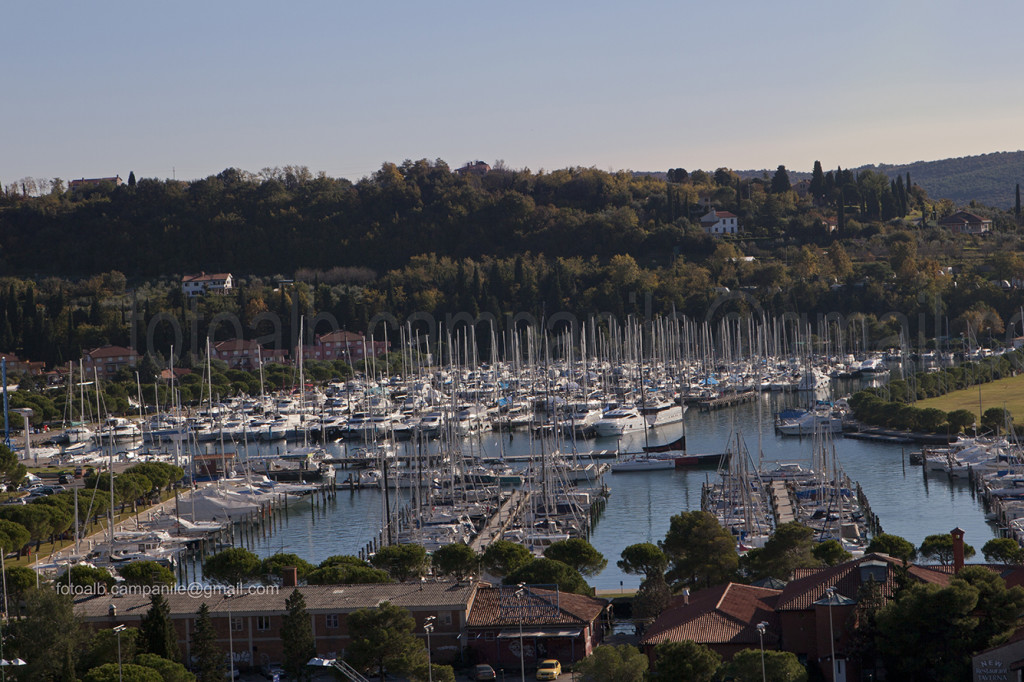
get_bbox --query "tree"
[946,409,976,434]
[875,580,980,681]
[82,626,139,672]
[0,444,26,490]
[281,589,316,681]
[0,519,30,555]
[809,160,826,203]
[504,558,592,596]
[140,593,179,661]
[543,538,608,577]
[306,564,392,585]
[65,563,116,590]
[812,539,852,566]
[770,165,791,193]
[120,560,176,588]
[865,533,917,563]
[190,603,225,681]
[132,653,196,682]
[369,543,428,582]
[203,547,261,585]
[660,510,738,589]
[617,543,668,581]
[83,663,163,682]
[482,540,533,577]
[631,573,672,622]
[741,522,819,581]
[128,171,137,189]
[261,552,315,584]
[9,587,85,681]
[721,649,807,681]
[431,543,479,580]
[981,407,1011,435]
[919,534,975,566]
[983,538,1024,565]
[346,601,426,682]
[652,640,721,682]
[574,644,648,682]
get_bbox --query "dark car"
[472,664,497,681]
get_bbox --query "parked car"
[536,660,561,681]
[261,664,287,680]
[472,664,497,681]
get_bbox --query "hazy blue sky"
[5,1,1023,185]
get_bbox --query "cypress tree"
[191,603,225,680]
[140,593,179,661]
[281,589,316,681]
[809,160,825,203]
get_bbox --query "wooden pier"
[469,489,530,552]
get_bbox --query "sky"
[5,1,1024,186]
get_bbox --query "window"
[256,615,271,631]
[441,612,452,625]
[484,631,495,641]
[326,614,339,629]
[231,617,243,632]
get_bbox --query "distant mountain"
[735,151,1024,209]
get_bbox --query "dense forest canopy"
[1,159,1023,369]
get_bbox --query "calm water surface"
[236,390,995,591]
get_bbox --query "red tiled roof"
[467,586,606,628]
[938,210,990,226]
[317,330,367,344]
[777,553,950,612]
[84,345,139,359]
[182,272,231,283]
[714,211,738,218]
[641,583,780,647]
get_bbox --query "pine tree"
[770,165,791,193]
[140,593,179,661]
[281,589,316,681]
[191,603,225,680]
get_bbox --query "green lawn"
[915,374,1024,420]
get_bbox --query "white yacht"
[593,406,647,438]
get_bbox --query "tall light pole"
[756,621,768,682]
[424,616,435,682]
[515,584,526,682]
[825,587,837,681]
[113,624,127,682]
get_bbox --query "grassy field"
[915,373,1024,419]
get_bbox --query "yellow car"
[536,659,561,680]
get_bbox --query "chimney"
[951,527,965,573]
[282,566,298,587]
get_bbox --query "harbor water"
[234,389,996,591]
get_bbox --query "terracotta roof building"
[304,330,388,364]
[938,210,992,234]
[182,272,234,297]
[81,345,139,380]
[642,552,955,681]
[466,585,609,669]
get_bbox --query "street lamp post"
[515,584,526,682]
[756,621,768,682]
[424,616,435,682]
[825,587,837,681]
[113,624,127,682]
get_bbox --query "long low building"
[75,579,608,673]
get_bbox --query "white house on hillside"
[181,272,233,297]
[700,209,739,235]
